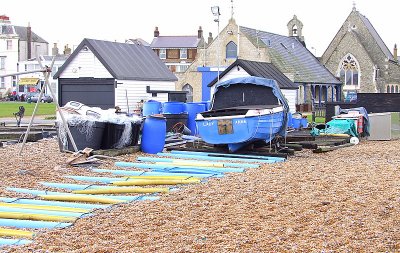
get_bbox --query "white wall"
[18,58,65,96]
[18,41,48,61]
[115,80,175,112]
[0,37,19,96]
[58,48,112,79]
[210,68,248,95]
[281,89,297,113]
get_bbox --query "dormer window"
[159,49,166,59]
[0,24,14,35]
[180,48,187,59]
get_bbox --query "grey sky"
[4,0,399,56]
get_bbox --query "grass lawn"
[307,115,326,124]
[0,102,56,118]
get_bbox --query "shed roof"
[208,59,298,89]
[151,36,201,48]
[240,26,341,85]
[54,38,177,81]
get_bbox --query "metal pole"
[217,17,220,83]
[19,57,78,155]
[0,69,47,78]
[18,75,47,155]
[44,68,78,152]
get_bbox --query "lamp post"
[211,6,220,83]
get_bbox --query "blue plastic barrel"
[143,101,161,116]
[200,101,211,111]
[287,113,293,128]
[141,115,166,154]
[301,118,308,128]
[184,103,207,135]
[162,102,184,114]
[292,118,301,129]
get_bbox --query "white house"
[0,15,48,97]
[53,38,178,112]
[18,54,69,97]
[207,59,299,113]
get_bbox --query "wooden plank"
[92,146,140,156]
[313,143,355,153]
[280,143,303,151]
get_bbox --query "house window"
[226,41,237,59]
[0,57,5,69]
[180,49,187,59]
[176,65,189,73]
[339,54,360,87]
[0,77,5,88]
[159,49,166,59]
[7,40,12,50]
[12,76,16,87]
[182,83,193,102]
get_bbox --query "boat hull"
[196,108,284,152]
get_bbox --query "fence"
[325,93,400,122]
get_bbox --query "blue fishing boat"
[195,77,289,152]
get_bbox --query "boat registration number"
[217,119,233,135]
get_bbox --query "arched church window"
[396,85,399,93]
[387,85,391,93]
[226,41,237,59]
[182,83,193,102]
[339,54,360,86]
[391,85,395,93]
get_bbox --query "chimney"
[0,15,10,21]
[52,43,59,56]
[208,32,213,45]
[63,44,71,55]
[27,22,32,59]
[198,26,203,39]
[394,44,398,61]
[154,27,159,37]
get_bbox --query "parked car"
[27,93,53,103]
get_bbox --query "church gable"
[322,8,392,66]
[322,6,400,93]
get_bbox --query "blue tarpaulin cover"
[212,76,290,137]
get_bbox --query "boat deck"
[201,105,280,118]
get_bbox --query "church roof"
[240,26,341,85]
[357,13,394,61]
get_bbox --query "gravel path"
[1,138,399,252]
